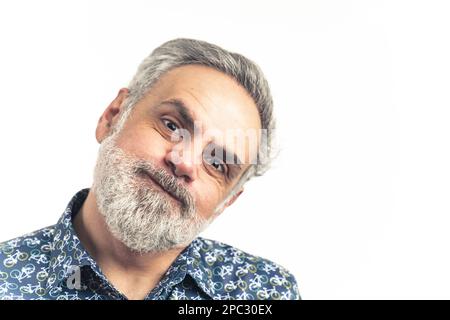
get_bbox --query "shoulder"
[0,226,55,265]
[0,226,55,300]
[192,237,301,300]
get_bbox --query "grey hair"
[113,38,277,199]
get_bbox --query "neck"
[72,188,187,300]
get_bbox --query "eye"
[162,119,179,132]
[204,155,226,174]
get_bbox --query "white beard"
[92,133,211,254]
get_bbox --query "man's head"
[92,39,276,254]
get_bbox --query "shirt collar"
[46,188,217,299]
[46,188,99,289]
[185,239,217,298]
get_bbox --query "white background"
[0,0,449,299]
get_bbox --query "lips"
[143,171,182,204]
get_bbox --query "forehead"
[142,65,262,163]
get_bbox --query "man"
[0,39,300,300]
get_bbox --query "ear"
[95,88,129,143]
[215,188,244,217]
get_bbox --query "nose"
[164,142,198,183]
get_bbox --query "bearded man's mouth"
[140,170,183,205]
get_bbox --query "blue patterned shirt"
[0,189,300,300]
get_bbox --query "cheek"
[194,182,226,218]
[115,124,168,158]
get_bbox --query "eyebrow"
[156,98,245,178]
[157,98,196,133]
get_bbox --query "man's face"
[93,65,262,253]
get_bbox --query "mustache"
[134,162,195,213]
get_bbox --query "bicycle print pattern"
[0,189,301,300]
